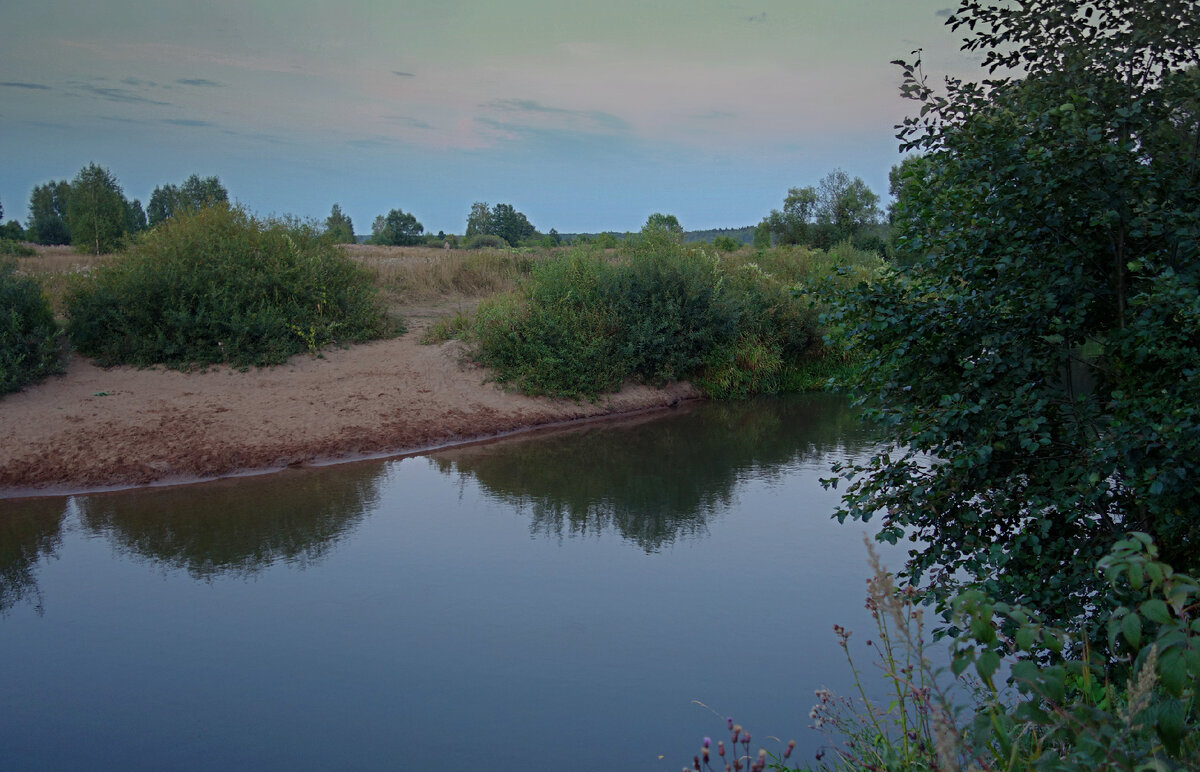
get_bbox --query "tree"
[369,208,424,246]
[489,203,537,246]
[0,198,23,240]
[465,202,491,238]
[66,163,127,255]
[147,174,229,226]
[760,186,817,246]
[642,212,684,239]
[125,199,147,235]
[325,204,355,243]
[814,169,880,244]
[759,172,879,248]
[830,0,1200,630]
[26,181,71,245]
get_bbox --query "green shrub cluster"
[464,233,508,250]
[0,240,37,257]
[0,259,62,394]
[65,205,390,369]
[468,235,819,400]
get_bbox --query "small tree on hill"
[66,163,127,255]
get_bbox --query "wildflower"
[784,740,795,759]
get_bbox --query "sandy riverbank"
[0,329,697,499]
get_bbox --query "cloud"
[746,12,769,23]
[384,115,436,130]
[176,78,224,87]
[76,83,172,106]
[122,77,159,87]
[347,137,394,149]
[163,119,216,127]
[935,8,954,17]
[485,99,629,133]
[391,71,415,78]
[0,81,52,90]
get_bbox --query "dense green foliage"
[0,259,61,394]
[465,201,538,246]
[26,181,71,245]
[65,205,389,369]
[829,0,1200,632]
[760,169,883,251]
[747,535,1198,772]
[324,203,355,243]
[368,207,424,245]
[66,163,128,255]
[468,234,821,400]
[147,174,229,227]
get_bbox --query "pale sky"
[1,1,975,235]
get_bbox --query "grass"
[346,242,560,310]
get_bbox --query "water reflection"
[76,463,383,579]
[429,394,872,551]
[0,499,66,614]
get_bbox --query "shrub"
[713,235,740,253]
[65,205,390,369]
[0,239,37,257]
[468,238,823,400]
[0,259,62,394]
[464,233,508,250]
[470,254,624,399]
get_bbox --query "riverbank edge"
[0,387,702,502]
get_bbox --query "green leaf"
[976,651,1001,684]
[1139,599,1171,624]
[1122,613,1142,648]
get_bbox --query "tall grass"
[346,243,559,305]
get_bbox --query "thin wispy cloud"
[75,83,172,106]
[486,99,629,133]
[384,115,436,130]
[935,8,954,17]
[122,77,158,87]
[391,71,415,78]
[176,78,224,87]
[1,81,52,90]
[163,118,216,127]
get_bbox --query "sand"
[0,327,697,498]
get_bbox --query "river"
[0,393,905,770]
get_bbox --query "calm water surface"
[0,394,902,770]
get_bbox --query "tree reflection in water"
[76,463,384,579]
[430,394,872,552]
[0,498,67,615]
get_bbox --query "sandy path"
[0,328,697,498]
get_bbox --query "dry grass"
[344,243,559,308]
[11,244,113,314]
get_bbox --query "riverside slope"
[0,330,697,498]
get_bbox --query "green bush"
[713,235,740,253]
[468,237,822,400]
[470,254,624,398]
[0,239,37,257]
[464,233,509,250]
[65,205,390,369]
[0,259,62,394]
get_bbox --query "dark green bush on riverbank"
[0,259,62,394]
[65,205,390,368]
[468,234,823,400]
